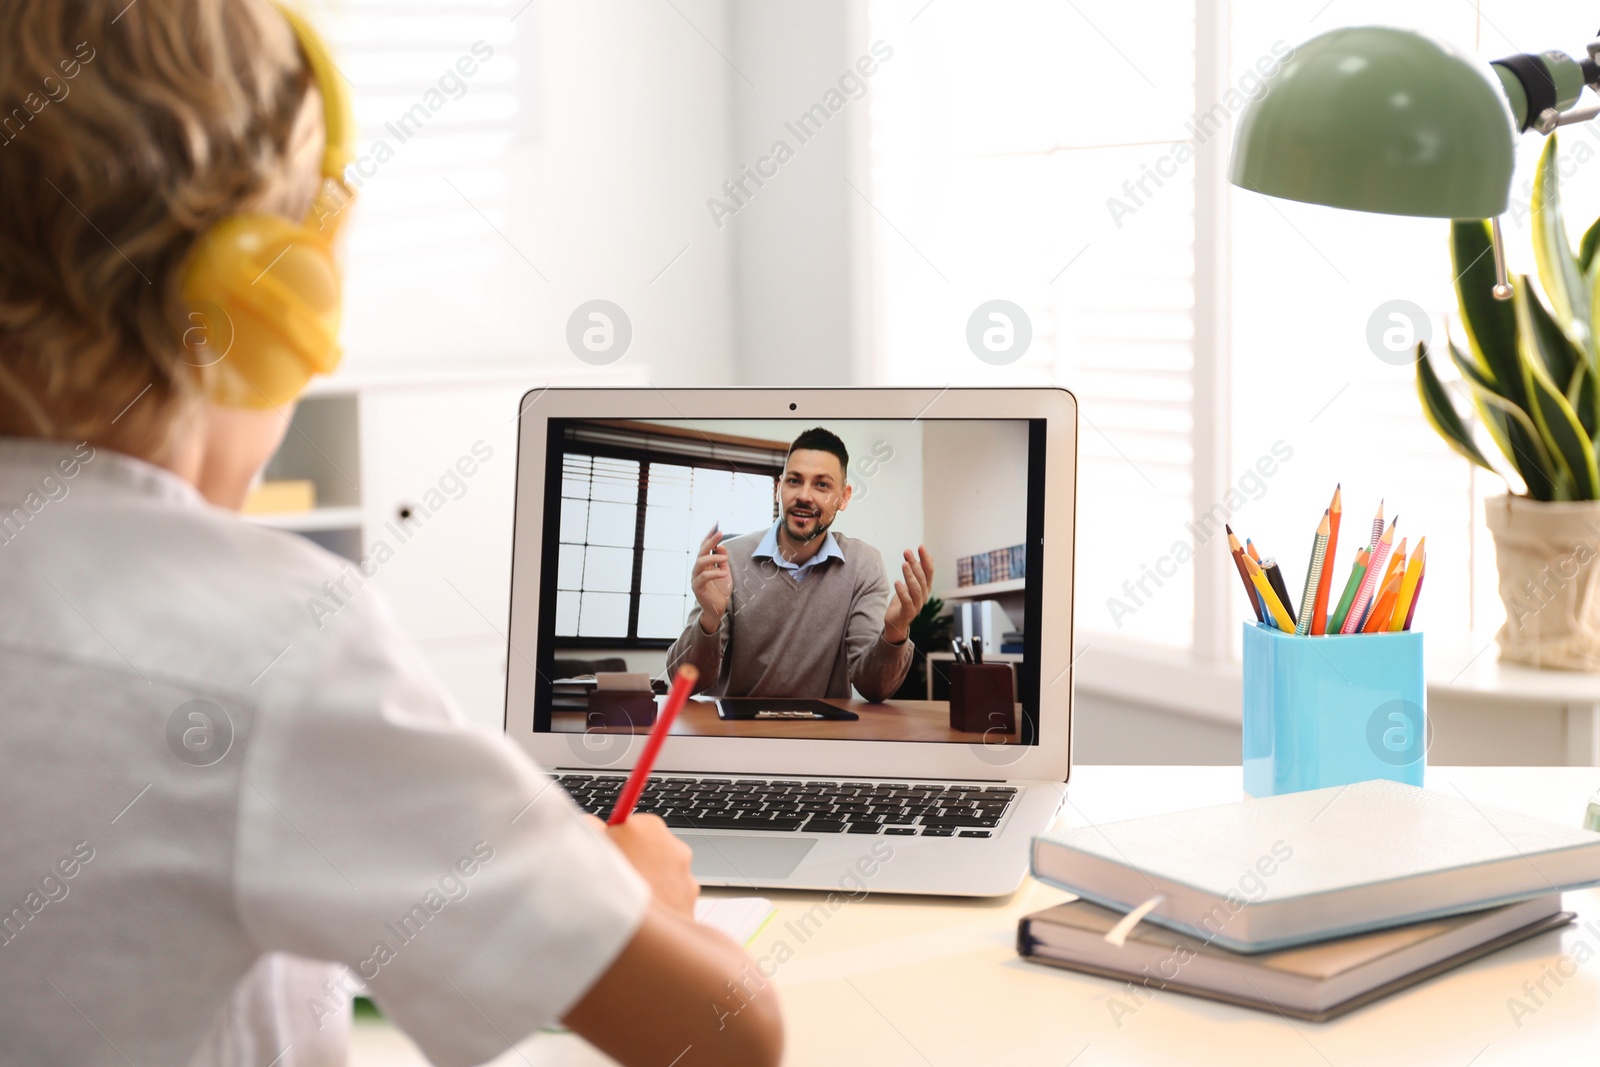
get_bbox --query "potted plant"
[1416,132,1600,668]
[892,595,952,700]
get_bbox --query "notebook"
[1018,895,1571,1022]
[1031,779,1600,952]
[695,896,777,946]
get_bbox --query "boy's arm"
[564,904,784,1066]
[563,814,782,1064]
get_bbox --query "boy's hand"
[586,814,699,921]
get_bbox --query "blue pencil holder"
[1242,623,1426,797]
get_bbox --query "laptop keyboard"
[554,775,1018,838]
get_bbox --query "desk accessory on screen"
[715,698,859,722]
[948,662,1016,734]
[588,672,657,730]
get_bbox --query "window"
[554,426,784,645]
[866,0,1197,650]
[866,0,1598,663]
[302,0,530,365]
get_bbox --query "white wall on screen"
[920,420,1031,613]
[648,419,927,583]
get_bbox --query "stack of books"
[550,676,597,712]
[1020,780,1600,1020]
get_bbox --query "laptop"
[504,388,1076,897]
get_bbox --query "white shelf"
[242,506,365,532]
[943,578,1025,600]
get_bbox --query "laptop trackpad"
[685,835,817,880]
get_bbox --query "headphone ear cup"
[181,214,343,408]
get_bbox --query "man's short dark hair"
[786,427,849,478]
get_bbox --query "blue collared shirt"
[752,520,844,582]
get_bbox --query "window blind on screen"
[556,450,779,641]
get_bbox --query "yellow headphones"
[181,1,356,408]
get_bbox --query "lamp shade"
[1230,27,1517,218]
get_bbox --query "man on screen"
[665,428,933,702]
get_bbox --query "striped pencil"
[1368,499,1385,552]
[1342,519,1396,633]
[1310,486,1341,635]
[1295,510,1330,636]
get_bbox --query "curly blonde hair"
[0,0,315,456]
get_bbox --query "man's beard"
[783,508,832,544]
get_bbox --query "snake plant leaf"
[1416,342,1496,472]
[1521,278,1585,395]
[1452,220,1525,407]
[1450,339,1520,463]
[1516,286,1600,499]
[1467,387,1560,499]
[1449,339,1497,392]
[1531,133,1592,349]
[1580,215,1600,276]
[1569,363,1600,441]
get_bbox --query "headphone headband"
[271,2,356,188]
[180,2,355,409]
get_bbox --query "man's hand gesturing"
[883,545,933,645]
[692,526,733,634]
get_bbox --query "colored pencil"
[1262,558,1297,627]
[1389,538,1426,632]
[1310,486,1341,636]
[1368,499,1385,553]
[1245,555,1295,631]
[1226,525,1264,623]
[1342,519,1396,634]
[1361,570,1406,633]
[1246,538,1261,563]
[1296,510,1330,636]
[1379,537,1408,592]
[608,664,698,826]
[1328,547,1370,634]
[1402,563,1426,630]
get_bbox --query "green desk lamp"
[1231,26,1600,297]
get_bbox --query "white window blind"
[865,0,1198,648]
[301,0,528,364]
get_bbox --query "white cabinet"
[355,381,528,730]
[255,372,544,730]
[357,383,524,643]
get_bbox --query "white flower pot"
[1485,494,1600,670]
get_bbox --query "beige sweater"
[664,529,914,702]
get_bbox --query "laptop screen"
[530,416,1047,749]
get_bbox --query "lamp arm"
[1492,48,1588,133]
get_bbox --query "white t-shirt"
[0,438,649,1066]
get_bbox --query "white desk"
[350,765,1600,1066]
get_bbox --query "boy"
[0,2,781,1064]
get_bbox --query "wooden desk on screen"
[549,697,1021,744]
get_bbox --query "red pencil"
[608,665,699,826]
